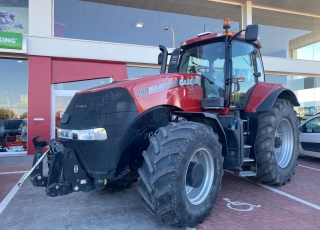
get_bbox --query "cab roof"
[180,31,261,49]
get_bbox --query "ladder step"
[243,157,254,162]
[239,171,256,177]
[244,145,252,149]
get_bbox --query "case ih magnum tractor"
[22,20,299,227]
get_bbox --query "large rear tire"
[138,122,223,227]
[254,99,299,185]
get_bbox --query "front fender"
[174,111,227,157]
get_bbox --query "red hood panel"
[78,73,204,114]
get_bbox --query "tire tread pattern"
[254,99,299,185]
[138,121,223,227]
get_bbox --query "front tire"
[254,99,299,185]
[138,122,223,227]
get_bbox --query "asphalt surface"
[0,156,320,230]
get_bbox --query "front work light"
[57,128,107,140]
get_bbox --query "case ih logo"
[179,76,201,86]
[76,105,87,109]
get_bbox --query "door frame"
[51,89,78,139]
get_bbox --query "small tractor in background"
[22,19,299,227]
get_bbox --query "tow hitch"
[19,136,96,197]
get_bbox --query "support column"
[27,56,52,154]
[241,0,252,30]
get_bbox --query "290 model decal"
[137,88,149,97]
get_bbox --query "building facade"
[0,0,320,154]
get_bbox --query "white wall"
[29,0,53,37]
[26,36,320,77]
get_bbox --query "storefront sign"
[0,32,22,50]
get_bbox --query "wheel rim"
[274,118,293,168]
[185,147,214,205]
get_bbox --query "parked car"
[299,113,320,158]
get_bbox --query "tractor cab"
[160,19,263,111]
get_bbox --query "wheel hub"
[185,147,214,205]
[186,161,204,188]
[274,118,294,168]
[274,136,282,148]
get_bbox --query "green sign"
[0,32,23,50]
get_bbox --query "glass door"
[51,90,77,139]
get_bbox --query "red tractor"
[23,19,299,227]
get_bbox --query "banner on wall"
[0,31,22,49]
[0,0,28,34]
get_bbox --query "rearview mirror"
[245,24,258,42]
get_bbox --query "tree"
[0,108,16,120]
[20,112,27,118]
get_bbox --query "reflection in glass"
[53,77,113,90]
[55,96,73,138]
[54,0,239,48]
[127,67,160,79]
[0,58,28,152]
[266,74,320,123]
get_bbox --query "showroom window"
[54,0,240,48]
[253,9,318,58]
[0,58,28,151]
[265,74,320,123]
[127,66,160,79]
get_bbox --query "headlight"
[57,128,107,140]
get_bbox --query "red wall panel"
[52,59,127,84]
[28,56,52,154]
[27,57,128,155]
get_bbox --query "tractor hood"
[77,73,204,114]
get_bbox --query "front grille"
[59,87,138,139]
[58,87,139,178]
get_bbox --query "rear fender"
[174,111,227,157]
[256,88,300,112]
[245,82,300,112]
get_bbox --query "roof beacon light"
[180,41,186,47]
[223,18,230,30]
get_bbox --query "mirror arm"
[229,29,245,43]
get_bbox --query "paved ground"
[0,156,320,230]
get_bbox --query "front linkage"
[19,136,96,197]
